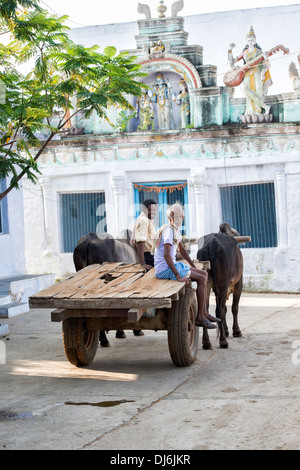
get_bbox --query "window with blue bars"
[60,192,106,253]
[220,182,277,248]
[134,181,189,236]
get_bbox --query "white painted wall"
[0,186,26,278]
[23,142,300,292]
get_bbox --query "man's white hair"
[167,202,184,220]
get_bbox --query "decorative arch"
[137,53,202,90]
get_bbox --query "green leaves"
[0,2,147,201]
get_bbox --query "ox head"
[219,223,240,237]
[219,223,251,244]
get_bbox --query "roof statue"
[157,1,167,18]
[137,3,152,20]
[137,1,185,19]
[288,54,300,91]
[171,0,184,17]
[225,26,289,123]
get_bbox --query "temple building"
[21,2,300,292]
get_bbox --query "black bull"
[197,224,244,350]
[73,232,140,346]
[73,232,138,271]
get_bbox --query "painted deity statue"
[228,26,272,121]
[288,54,300,91]
[172,79,190,128]
[149,73,173,130]
[136,91,155,131]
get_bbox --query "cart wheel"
[168,288,199,367]
[62,318,98,367]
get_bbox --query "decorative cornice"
[38,132,300,167]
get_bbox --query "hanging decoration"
[134,182,187,193]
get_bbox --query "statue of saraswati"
[224,26,289,123]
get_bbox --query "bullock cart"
[29,261,209,368]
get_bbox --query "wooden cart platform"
[29,261,209,368]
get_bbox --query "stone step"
[0,323,9,338]
[0,274,53,300]
[0,302,29,318]
[0,273,54,318]
[0,294,12,306]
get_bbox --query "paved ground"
[0,292,300,450]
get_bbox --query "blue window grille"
[133,181,189,236]
[220,182,277,248]
[60,192,106,253]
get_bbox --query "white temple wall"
[23,150,300,292]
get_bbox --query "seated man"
[154,202,220,329]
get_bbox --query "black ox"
[197,223,245,350]
[73,231,141,347]
[73,231,138,271]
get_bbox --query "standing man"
[131,199,157,270]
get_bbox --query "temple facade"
[22,2,300,292]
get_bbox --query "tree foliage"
[0,1,146,201]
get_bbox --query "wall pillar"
[275,171,288,248]
[110,171,128,237]
[272,171,289,290]
[39,177,54,248]
[190,87,226,127]
[189,168,206,239]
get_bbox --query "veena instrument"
[223,45,289,87]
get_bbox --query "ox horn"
[234,236,251,243]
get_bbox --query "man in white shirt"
[154,203,219,329]
[131,199,157,271]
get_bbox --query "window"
[133,181,189,235]
[60,192,106,253]
[220,182,277,248]
[0,201,2,234]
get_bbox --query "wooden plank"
[128,278,181,300]
[30,262,130,304]
[104,269,160,299]
[48,297,172,310]
[51,308,132,322]
[111,263,145,273]
[72,272,145,299]
[99,273,157,299]
[51,309,67,322]
[30,263,119,302]
[127,308,145,322]
[66,277,107,298]
[149,282,185,299]
[53,270,107,299]
[85,309,169,332]
[29,264,99,300]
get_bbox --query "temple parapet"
[70,2,300,136]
